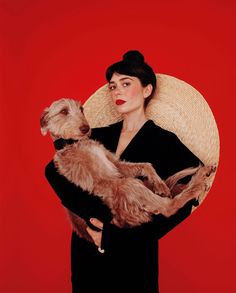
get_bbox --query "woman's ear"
[143,84,153,99]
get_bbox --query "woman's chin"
[115,104,133,114]
[115,105,143,116]
[115,106,126,114]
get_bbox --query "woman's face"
[108,73,152,115]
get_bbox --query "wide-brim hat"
[84,73,220,206]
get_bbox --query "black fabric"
[45,120,201,293]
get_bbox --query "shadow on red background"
[0,0,235,292]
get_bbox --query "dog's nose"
[80,125,90,134]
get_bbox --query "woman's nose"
[114,86,121,96]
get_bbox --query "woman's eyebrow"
[120,77,133,81]
[109,77,133,84]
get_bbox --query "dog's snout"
[80,125,90,134]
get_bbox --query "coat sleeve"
[45,160,112,224]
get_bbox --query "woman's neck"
[122,109,147,132]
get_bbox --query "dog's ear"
[40,108,49,136]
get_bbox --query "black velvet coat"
[45,120,200,293]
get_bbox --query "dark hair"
[106,50,157,107]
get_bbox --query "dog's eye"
[60,108,69,115]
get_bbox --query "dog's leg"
[156,165,217,217]
[185,165,217,191]
[165,165,202,198]
[165,165,202,190]
[159,176,207,217]
[67,210,93,243]
[114,161,171,197]
[104,147,169,197]
[102,148,153,179]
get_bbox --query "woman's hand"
[86,218,104,250]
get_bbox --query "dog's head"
[40,98,91,140]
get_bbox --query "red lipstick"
[116,99,126,105]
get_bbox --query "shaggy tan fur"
[41,98,216,242]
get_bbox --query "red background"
[0,0,235,292]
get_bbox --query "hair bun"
[122,50,145,64]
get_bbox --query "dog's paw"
[192,165,217,183]
[206,164,217,177]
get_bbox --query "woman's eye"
[60,108,69,115]
[109,85,116,90]
[123,82,130,87]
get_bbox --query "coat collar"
[105,120,154,159]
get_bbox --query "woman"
[45,50,200,293]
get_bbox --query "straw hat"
[84,73,220,206]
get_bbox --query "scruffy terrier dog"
[41,98,216,242]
